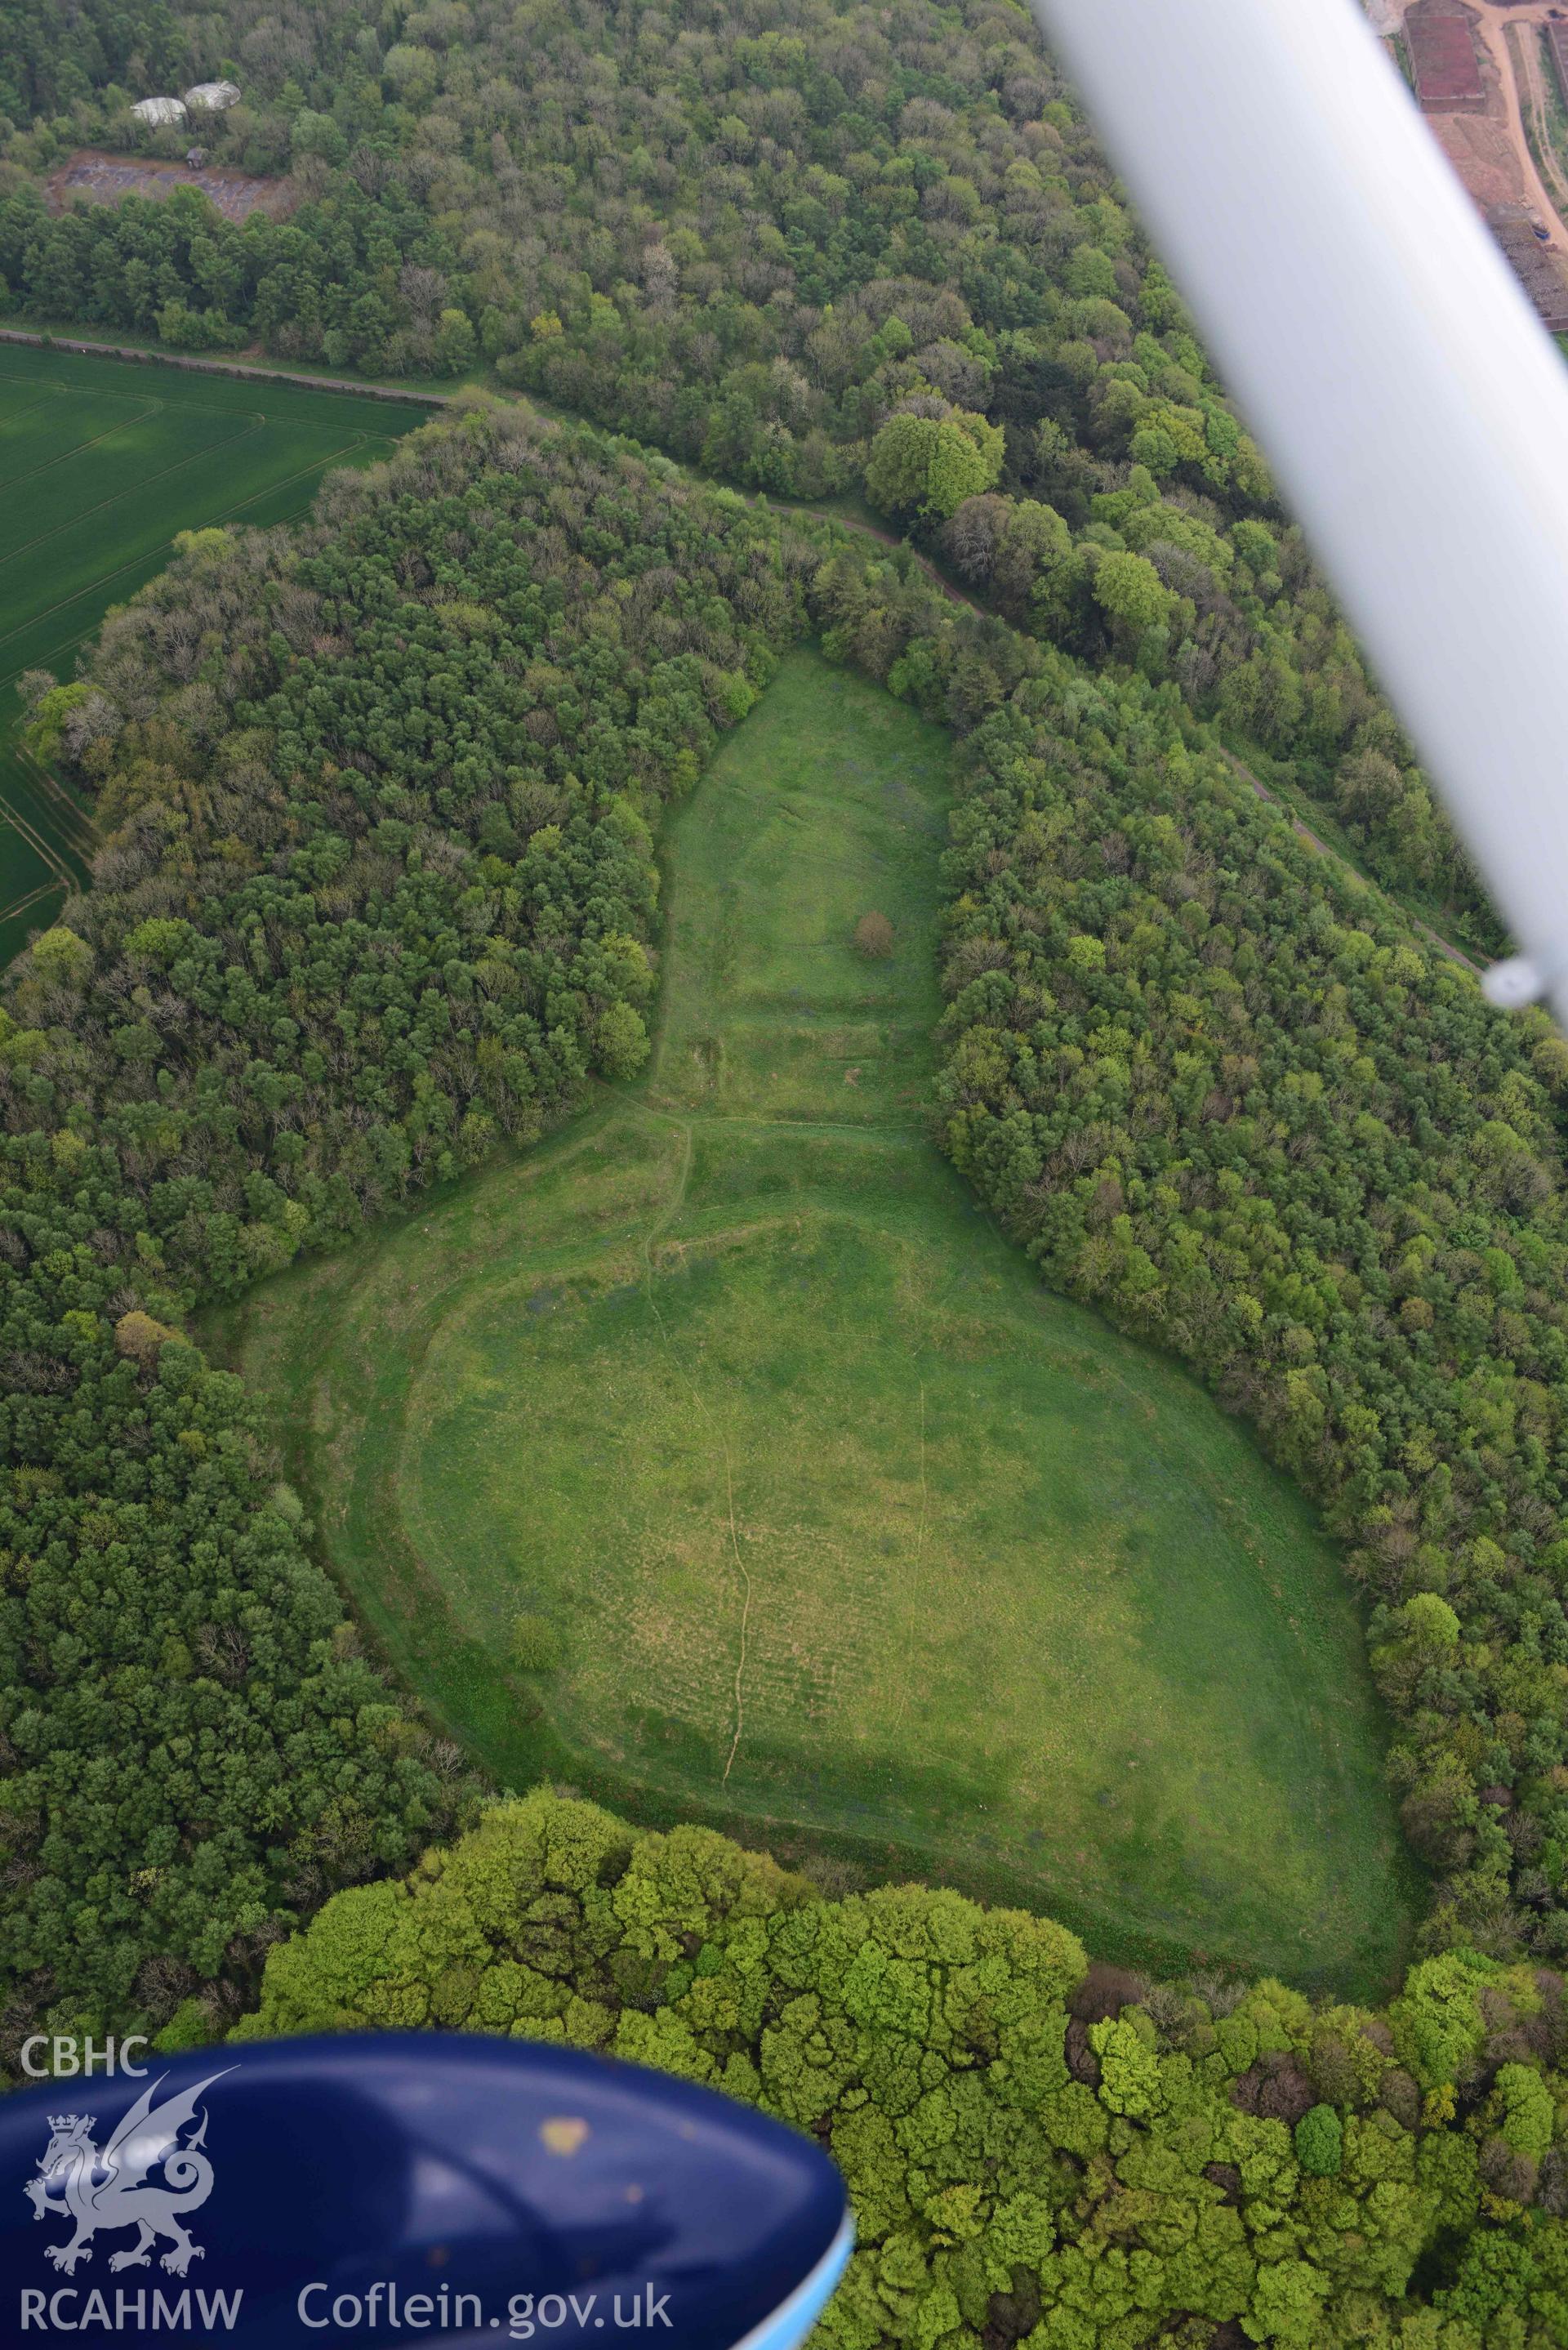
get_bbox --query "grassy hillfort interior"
[3,0,1568,2339]
[216,651,1411,1990]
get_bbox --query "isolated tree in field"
[853,911,894,959]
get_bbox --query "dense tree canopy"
[0,404,804,2052]
[901,622,1568,1969]
[0,0,182,127]
[777,525,1568,1983]
[2,372,1566,2337]
[0,0,1499,945]
[9,406,794,1293]
[8,404,1564,2049]
[237,1788,1568,2349]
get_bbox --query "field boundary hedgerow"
[0,326,452,407]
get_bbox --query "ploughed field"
[0,345,430,965]
[220,649,1418,1992]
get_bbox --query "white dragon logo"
[24,2070,233,2277]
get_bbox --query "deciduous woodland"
[2,0,1568,2337]
[234,1789,1568,2349]
[1,400,1566,2338]
[0,342,428,958]
[0,0,1500,952]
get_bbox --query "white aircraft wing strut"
[1027,0,1568,1018]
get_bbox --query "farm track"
[1472,0,1568,243]
[1508,14,1568,220]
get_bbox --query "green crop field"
[0,346,434,965]
[216,649,1419,1992]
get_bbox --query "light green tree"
[1090,549,1174,636]
[866,411,1004,520]
[596,999,650,1078]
